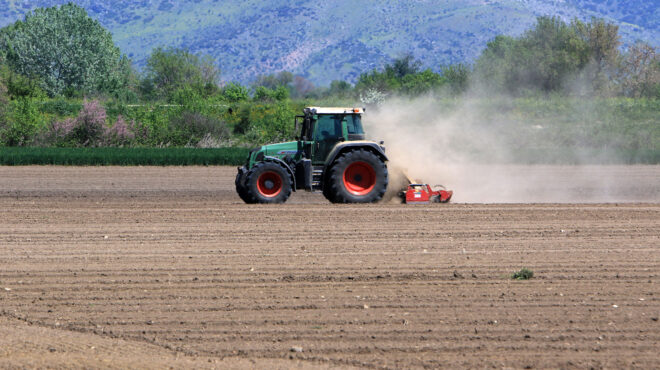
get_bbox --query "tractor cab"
[296,107,366,165]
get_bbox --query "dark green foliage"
[168,111,230,146]
[252,72,316,99]
[356,55,446,96]
[142,47,220,101]
[0,65,45,99]
[389,54,423,78]
[474,17,624,95]
[326,80,353,98]
[0,67,7,122]
[512,268,534,280]
[0,3,130,97]
[253,71,293,90]
[0,147,250,166]
[441,64,470,94]
[253,86,289,102]
[39,99,82,116]
[619,42,660,98]
[0,97,46,146]
[222,83,249,102]
[225,101,296,144]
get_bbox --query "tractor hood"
[263,141,298,157]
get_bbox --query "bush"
[49,99,107,146]
[0,97,45,146]
[142,47,220,101]
[226,102,295,144]
[0,67,45,99]
[253,86,289,102]
[104,115,135,146]
[170,86,205,108]
[0,75,7,111]
[512,268,534,280]
[223,82,249,102]
[70,100,106,145]
[355,54,448,97]
[116,104,172,146]
[39,98,82,116]
[168,111,230,146]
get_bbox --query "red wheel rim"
[343,161,376,196]
[256,171,283,197]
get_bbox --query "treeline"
[0,3,658,149]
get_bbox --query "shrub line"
[0,147,249,166]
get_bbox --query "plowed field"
[1,166,659,368]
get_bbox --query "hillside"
[0,0,658,85]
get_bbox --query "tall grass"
[0,147,249,166]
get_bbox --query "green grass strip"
[0,147,250,166]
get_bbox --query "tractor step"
[311,167,323,190]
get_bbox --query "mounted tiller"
[401,184,453,204]
[397,171,453,204]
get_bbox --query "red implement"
[403,184,453,204]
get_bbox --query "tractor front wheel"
[327,149,387,203]
[244,162,292,204]
[235,168,253,203]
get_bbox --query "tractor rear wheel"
[327,149,387,203]
[244,162,292,204]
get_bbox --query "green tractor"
[236,107,388,204]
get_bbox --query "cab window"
[313,115,343,141]
[345,115,364,135]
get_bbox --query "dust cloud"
[363,96,660,203]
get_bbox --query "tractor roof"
[306,107,364,114]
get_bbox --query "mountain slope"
[0,0,658,85]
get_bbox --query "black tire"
[327,149,387,203]
[244,162,292,204]
[235,168,253,203]
[322,175,337,203]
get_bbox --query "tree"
[573,18,621,93]
[291,75,315,99]
[356,55,445,96]
[0,98,44,146]
[441,64,470,94]
[253,71,294,90]
[326,80,353,98]
[516,16,590,92]
[619,42,660,98]
[222,82,249,102]
[253,86,289,102]
[386,54,422,79]
[142,47,220,101]
[0,56,7,104]
[0,63,8,127]
[0,3,130,97]
[474,17,623,95]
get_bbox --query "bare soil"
[1,166,659,369]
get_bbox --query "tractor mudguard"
[324,141,388,168]
[264,156,297,191]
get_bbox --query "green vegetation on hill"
[0,0,657,85]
